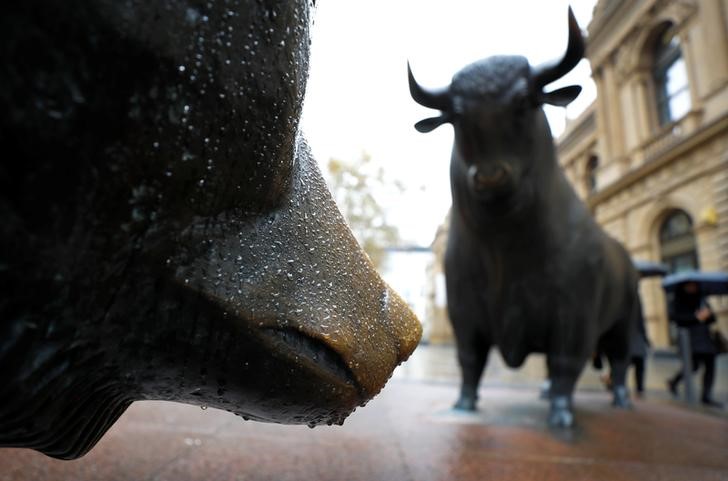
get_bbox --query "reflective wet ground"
[1,345,726,481]
[395,344,728,401]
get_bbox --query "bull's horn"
[407,62,450,111]
[532,7,585,90]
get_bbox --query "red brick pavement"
[1,380,727,481]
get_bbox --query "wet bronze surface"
[408,8,641,426]
[0,0,421,459]
[2,380,726,481]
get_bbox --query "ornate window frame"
[616,1,698,135]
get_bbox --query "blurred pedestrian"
[630,298,650,397]
[666,282,723,408]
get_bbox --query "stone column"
[603,60,626,165]
[677,27,702,131]
[593,68,613,164]
[633,70,653,148]
[698,0,728,96]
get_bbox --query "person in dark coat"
[630,297,650,396]
[666,282,723,408]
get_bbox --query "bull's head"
[0,0,421,459]
[409,8,584,204]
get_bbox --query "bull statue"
[408,8,640,427]
[0,0,421,459]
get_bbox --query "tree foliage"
[326,153,402,270]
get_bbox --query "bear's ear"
[414,114,451,133]
[539,85,582,107]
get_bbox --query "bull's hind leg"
[546,355,587,427]
[601,323,632,409]
[607,357,630,408]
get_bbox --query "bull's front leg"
[453,335,490,411]
[444,243,491,412]
[546,354,587,427]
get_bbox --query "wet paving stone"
[1,379,726,481]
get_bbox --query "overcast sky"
[301,0,599,246]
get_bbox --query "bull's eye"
[512,95,530,118]
[511,95,534,134]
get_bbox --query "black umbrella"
[662,271,728,296]
[633,260,669,278]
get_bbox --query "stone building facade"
[425,0,728,347]
[423,216,453,344]
[557,0,728,348]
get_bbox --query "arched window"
[659,209,698,273]
[585,154,599,194]
[652,24,690,126]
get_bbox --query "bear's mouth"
[259,327,362,398]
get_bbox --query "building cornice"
[557,103,597,156]
[589,0,633,41]
[587,112,728,209]
[589,159,726,227]
[588,0,698,71]
[588,0,646,68]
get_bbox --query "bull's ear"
[414,115,450,133]
[540,85,582,107]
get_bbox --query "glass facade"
[653,27,691,125]
[659,209,699,273]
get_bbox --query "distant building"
[425,0,728,347]
[559,0,728,347]
[424,216,453,344]
[379,246,433,340]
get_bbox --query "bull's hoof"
[453,396,477,411]
[548,396,574,428]
[612,385,632,409]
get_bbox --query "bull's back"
[595,233,639,325]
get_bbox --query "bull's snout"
[240,270,420,426]
[468,164,511,192]
[169,151,422,427]
[352,284,421,396]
